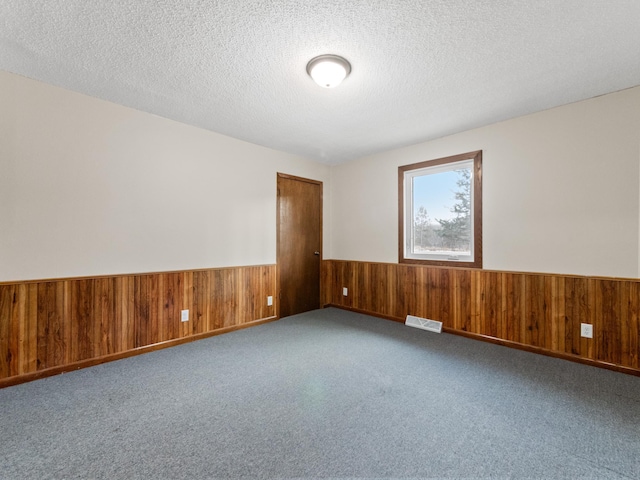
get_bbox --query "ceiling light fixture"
[306,54,351,88]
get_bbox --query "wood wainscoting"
[322,260,640,376]
[0,265,276,387]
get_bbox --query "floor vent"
[405,315,443,333]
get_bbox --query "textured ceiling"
[1,1,640,164]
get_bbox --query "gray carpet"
[1,307,639,479]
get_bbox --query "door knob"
[314,251,320,255]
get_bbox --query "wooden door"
[277,173,322,318]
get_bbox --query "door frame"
[276,172,323,319]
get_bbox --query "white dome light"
[306,55,351,88]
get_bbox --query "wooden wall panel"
[192,271,211,334]
[115,276,135,354]
[395,265,421,321]
[159,273,182,343]
[524,275,550,349]
[369,263,393,317]
[624,282,640,369]
[37,282,68,370]
[503,273,525,344]
[260,265,276,321]
[354,262,368,312]
[323,260,640,375]
[425,268,451,328]
[211,269,239,330]
[96,278,116,357]
[0,285,13,378]
[69,279,94,363]
[0,265,277,385]
[181,272,194,338]
[320,261,332,307]
[594,280,624,366]
[452,269,472,332]
[561,276,591,357]
[478,271,502,338]
[240,266,270,323]
[14,285,38,376]
[0,284,38,377]
[133,275,148,349]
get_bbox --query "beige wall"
[0,71,330,281]
[4,69,640,282]
[330,86,640,278]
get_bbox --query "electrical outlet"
[267,296,273,306]
[580,323,593,338]
[343,287,348,296]
[181,309,189,322]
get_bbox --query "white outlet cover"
[580,323,593,338]
[267,296,273,306]
[181,309,189,322]
[343,287,348,296]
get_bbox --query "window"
[398,150,482,268]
